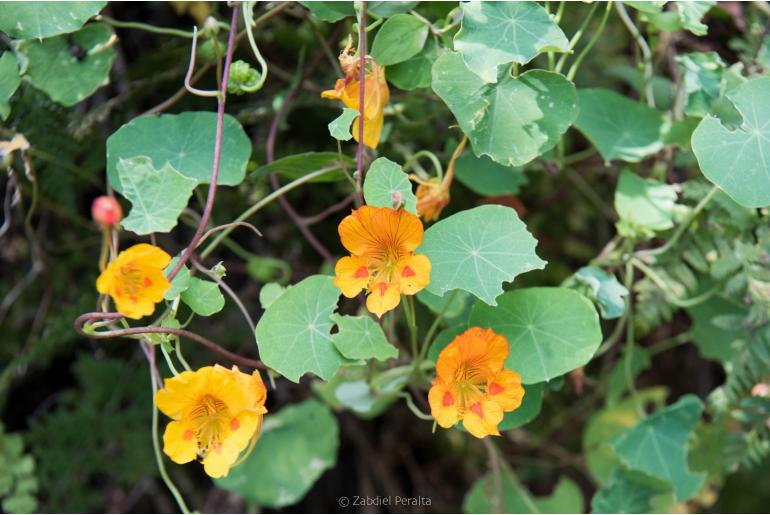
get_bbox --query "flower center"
[118,264,145,294]
[188,394,230,450]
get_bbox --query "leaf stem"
[554,2,599,74]
[566,0,612,82]
[355,1,368,204]
[97,15,195,38]
[615,2,655,108]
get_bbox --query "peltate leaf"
[362,157,417,213]
[432,51,577,167]
[419,205,545,304]
[0,1,106,39]
[614,169,678,236]
[455,152,528,196]
[454,1,568,83]
[327,108,359,141]
[180,278,225,317]
[387,38,437,90]
[255,275,345,382]
[470,287,602,384]
[330,314,398,362]
[370,14,428,66]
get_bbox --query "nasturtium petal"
[419,205,545,305]
[180,278,225,317]
[255,275,345,382]
[117,157,197,236]
[0,1,106,39]
[370,13,428,66]
[454,1,569,83]
[330,314,398,362]
[691,77,770,208]
[610,395,705,502]
[470,287,602,384]
[17,22,116,107]
[362,157,417,214]
[574,88,666,163]
[216,399,338,508]
[432,51,577,167]
[107,112,251,193]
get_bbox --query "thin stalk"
[399,392,434,421]
[554,2,599,74]
[160,343,180,376]
[624,260,644,417]
[98,15,195,38]
[482,438,505,514]
[615,2,655,108]
[419,290,459,363]
[566,1,612,81]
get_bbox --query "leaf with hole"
[432,51,577,167]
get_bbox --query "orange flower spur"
[155,365,268,478]
[321,39,389,149]
[96,243,171,319]
[428,327,525,438]
[333,205,431,318]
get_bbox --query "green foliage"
[614,169,678,239]
[0,1,105,39]
[330,313,398,361]
[692,77,770,208]
[327,108,358,141]
[454,1,568,83]
[216,399,339,508]
[17,22,116,107]
[470,287,602,384]
[387,38,437,90]
[255,275,345,382]
[254,152,352,182]
[370,14,428,66]
[0,425,38,514]
[180,277,225,316]
[464,469,582,514]
[107,112,251,192]
[0,52,20,119]
[420,205,546,304]
[118,157,197,235]
[362,157,417,213]
[433,52,578,167]
[454,152,528,197]
[570,266,629,320]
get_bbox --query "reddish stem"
[356,1,367,198]
[74,312,266,370]
[167,5,240,282]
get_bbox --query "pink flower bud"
[751,383,770,397]
[92,195,122,228]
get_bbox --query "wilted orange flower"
[155,365,267,478]
[96,243,171,319]
[321,40,389,149]
[428,327,525,438]
[410,137,467,222]
[334,205,431,318]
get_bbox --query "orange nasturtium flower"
[321,41,389,149]
[333,205,431,318]
[429,327,525,438]
[96,243,171,319]
[410,137,467,222]
[155,365,268,478]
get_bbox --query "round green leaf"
[17,22,116,107]
[255,275,345,382]
[610,395,705,502]
[419,205,546,305]
[327,108,359,141]
[0,1,106,39]
[692,77,770,208]
[117,157,197,235]
[180,277,225,317]
[330,313,398,362]
[454,1,569,83]
[614,169,678,235]
[455,151,528,196]
[371,14,428,66]
[469,287,602,384]
[216,399,339,508]
[574,88,666,163]
[432,51,577,167]
[387,38,438,91]
[107,112,251,193]
[299,1,354,22]
[368,1,419,18]
[362,157,417,213]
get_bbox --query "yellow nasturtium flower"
[96,243,171,319]
[429,327,525,438]
[155,365,268,478]
[334,205,431,318]
[321,42,389,149]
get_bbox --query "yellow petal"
[114,294,159,320]
[162,420,199,464]
[225,410,262,452]
[487,370,525,412]
[462,397,503,438]
[155,368,208,419]
[122,243,172,268]
[366,281,400,318]
[333,255,370,298]
[428,380,461,428]
[397,253,431,295]
[202,439,241,478]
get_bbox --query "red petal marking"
[470,402,483,417]
[183,429,195,441]
[401,266,416,277]
[130,295,138,303]
[489,382,503,395]
[143,277,153,287]
[230,418,240,431]
[115,287,122,297]
[354,266,369,279]
[442,391,454,407]
[378,282,388,296]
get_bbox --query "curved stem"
[168,5,240,281]
[554,2,599,74]
[566,1,612,81]
[98,15,194,38]
[242,1,269,92]
[615,2,655,108]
